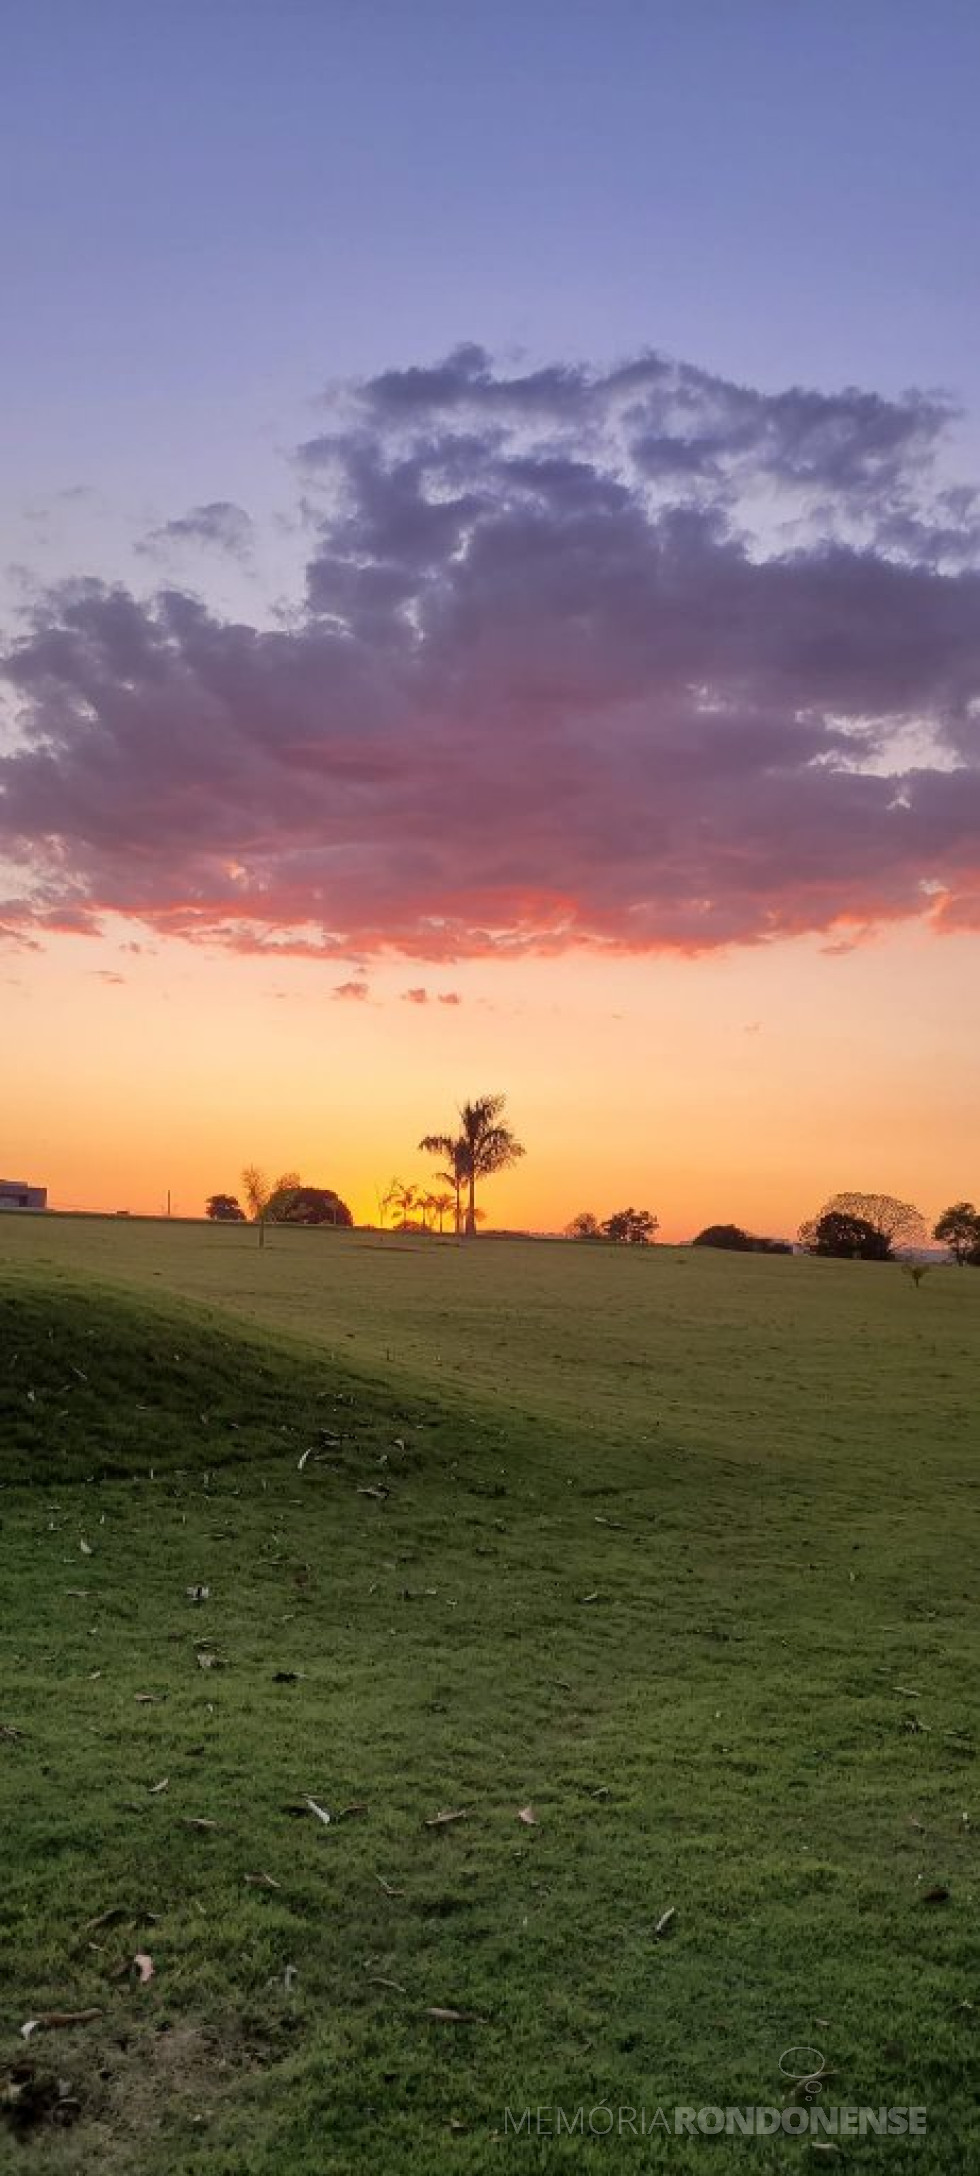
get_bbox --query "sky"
[2,1,979,1237]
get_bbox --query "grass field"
[0,1216,977,2172]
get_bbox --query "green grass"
[0,1220,977,2172]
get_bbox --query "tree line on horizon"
[203,1114,980,1266]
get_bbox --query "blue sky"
[4,0,979,561]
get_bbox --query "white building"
[0,1178,48,1211]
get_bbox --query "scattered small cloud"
[139,501,253,559]
[403,986,429,1004]
[93,969,125,985]
[438,991,462,1006]
[0,922,42,952]
[333,977,369,1001]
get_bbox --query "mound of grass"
[0,1267,446,1487]
[1,1270,976,2173]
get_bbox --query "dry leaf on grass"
[304,1796,332,1827]
[653,1908,676,1939]
[244,1871,281,1889]
[186,1585,210,1602]
[425,1807,470,1828]
[517,1805,538,1826]
[424,2006,486,2025]
[376,1876,405,1897]
[134,1693,164,1705]
[369,1976,407,1994]
[133,1954,155,1985]
[0,1724,25,1743]
[20,2010,102,2039]
[79,1541,93,1557]
[148,1777,169,1795]
[182,1817,219,1831]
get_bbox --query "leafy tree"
[565,1211,602,1240]
[799,1191,925,1261]
[205,1193,246,1222]
[420,1095,525,1236]
[799,1208,891,1261]
[693,1223,791,1254]
[240,1166,301,1249]
[602,1207,659,1245]
[275,1186,353,1228]
[429,1191,455,1234]
[693,1223,754,1251]
[934,1201,980,1266]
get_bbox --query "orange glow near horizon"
[5,920,979,1241]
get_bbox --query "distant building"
[0,1178,48,1211]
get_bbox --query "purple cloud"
[2,347,979,960]
[139,501,253,559]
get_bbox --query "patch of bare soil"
[2,2016,266,2168]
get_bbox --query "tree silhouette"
[240,1166,301,1249]
[384,1178,420,1232]
[799,1191,925,1260]
[692,1224,792,1254]
[418,1132,467,1236]
[565,1211,602,1240]
[934,1202,980,1266]
[693,1223,754,1251]
[275,1186,353,1227]
[800,1208,891,1260]
[602,1207,659,1245]
[420,1095,524,1236]
[206,1193,246,1222]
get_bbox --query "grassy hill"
[0,1231,976,2171]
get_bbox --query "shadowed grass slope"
[0,1264,977,2173]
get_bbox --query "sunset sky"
[3,3,979,1237]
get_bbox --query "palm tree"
[385,1178,420,1233]
[418,1132,469,1236]
[430,1191,455,1234]
[420,1095,524,1236]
